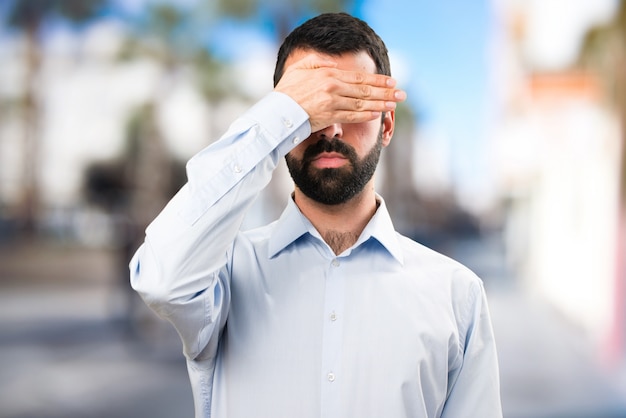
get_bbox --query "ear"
[381,110,395,147]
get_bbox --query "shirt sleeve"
[442,279,503,418]
[129,92,311,360]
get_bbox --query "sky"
[361,0,493,198]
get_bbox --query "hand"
[274,53,406,133]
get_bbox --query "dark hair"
[273,12,391,87]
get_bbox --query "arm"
[130,92,310,359]
[442,280,503,417]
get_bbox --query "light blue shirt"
[130,92,502,418]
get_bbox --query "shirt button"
[327,372,336,382]
[329,311,337,321]
[292,136,300,144]
[331,259,340,267]
[283,118,293,128]
[233,164,242,174]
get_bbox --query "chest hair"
[323,230,360,255]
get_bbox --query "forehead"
[284,48,377,74]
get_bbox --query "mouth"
[310,152,349,169]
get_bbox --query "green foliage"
[578,0,626,195]
[216,0,256,18]
[213,0,356,40]
[193,49,234,100]
[6,0,107,30]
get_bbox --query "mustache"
[302,138,357,163]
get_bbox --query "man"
[130,12,502,418]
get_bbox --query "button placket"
[320,256,344,416]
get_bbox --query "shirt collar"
[268,194,404,265]
[267,197,311,258]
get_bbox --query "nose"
[318,123,343,139]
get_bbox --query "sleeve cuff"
[242,91,311,156]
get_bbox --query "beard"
[285,131,383,205]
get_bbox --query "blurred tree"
[578,0,626,361]
[117,3,189,231]
[4,0,108,236]
[116,2,237,234]
[579,0,625,196]
[214,0,361,41]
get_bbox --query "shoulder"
[235,220,278,246]
[395,232,483,290]
[395,232,470,270]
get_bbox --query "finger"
[351,84,407,102]
[323,71,406,102]
[334,69,398,89]
[332,95,399,112]
[333,82,406,104]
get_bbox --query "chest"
[227,245,461,369]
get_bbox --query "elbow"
[129,246,174,311]
[130,247,218,312]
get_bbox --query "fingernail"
[394,90,406,100]
[385,101,397,109]
[386,78,396,87]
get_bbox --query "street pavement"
[1,237,626,418]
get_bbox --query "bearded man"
[130,12,502,418]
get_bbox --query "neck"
[294,183,378,255]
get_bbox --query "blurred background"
[1,0,626,417]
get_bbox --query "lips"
[304,138,354,164]
[311,152,349,168]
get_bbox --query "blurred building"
[490,0,625,364]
